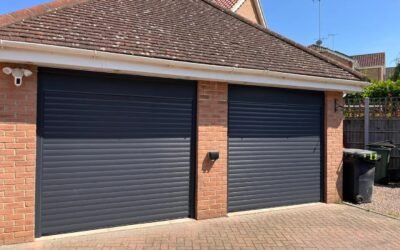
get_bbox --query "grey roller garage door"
[36,68,196,236]
[228,85,324,212]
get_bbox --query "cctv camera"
[2,67,32,87]
[14,76,23,87]
[10,69,25,87]
[2,67,12,75]
[23,69,32,77]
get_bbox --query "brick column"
[0,64,37,245]
[325,91,344,203]
[196,81,228,220]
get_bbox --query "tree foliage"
[346,79,400,99]
[346,63,400,99]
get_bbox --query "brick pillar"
[325,91,344,203]
[196,81,228,220]
[0,64,37,245]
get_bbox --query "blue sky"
[262,0,399,66]
[1,0,399,66]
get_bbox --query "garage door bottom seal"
[228,202,323,217]
[36,218,194,241]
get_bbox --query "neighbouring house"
[310,45,386,81]
[308,44,357,69]
[0,0,367,245]
[385,67,396,80]
[352,53,386,81]
[213,0,266,26]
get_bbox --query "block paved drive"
[2,204,400,250]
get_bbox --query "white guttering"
[0,40,368,92]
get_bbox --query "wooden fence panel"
[343,120,364,149]
[344,119,400,171]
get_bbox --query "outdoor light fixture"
[208,151,220,162]
[2,67,33,87]
[334,98,344,112]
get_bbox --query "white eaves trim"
[0,40,368,92]
[252,0,267,28]
[231,0,246,12]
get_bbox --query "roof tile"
[212,0,239,9]
[0,0,88,27]
[0,0,363,81]
[352,53,385,68]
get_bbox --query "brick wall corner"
[0,63,37,245]
[324,91,344,204]
[196,81,228,220]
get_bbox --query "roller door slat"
[228,85,323,212]
[37,69,195,236]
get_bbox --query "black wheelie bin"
[367,141,396,184]
[343,149,381,204]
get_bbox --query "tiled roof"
[212,0,239,9]
[309,44,354,62]
[0,0,363,81]
[0,0,88,27]
[352,53,385,68]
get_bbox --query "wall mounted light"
[2,67,32,87]
[208,151,220,162]
[334,98,344,113]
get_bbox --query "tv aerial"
[328,34,338,50]
[313,0,323,45]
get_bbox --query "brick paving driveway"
[2,204,400,250]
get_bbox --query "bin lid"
[367,141,396,149]
[343,148,381,161]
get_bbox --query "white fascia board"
[0,40,368,92]
[231,0,246,11]
[253,0,267,27]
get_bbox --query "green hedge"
[347,80,400,99]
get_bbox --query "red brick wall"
[0,64,37,245]
[324,91,344,203]
[196,81,228,220]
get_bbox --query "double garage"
[36,68,324,236]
